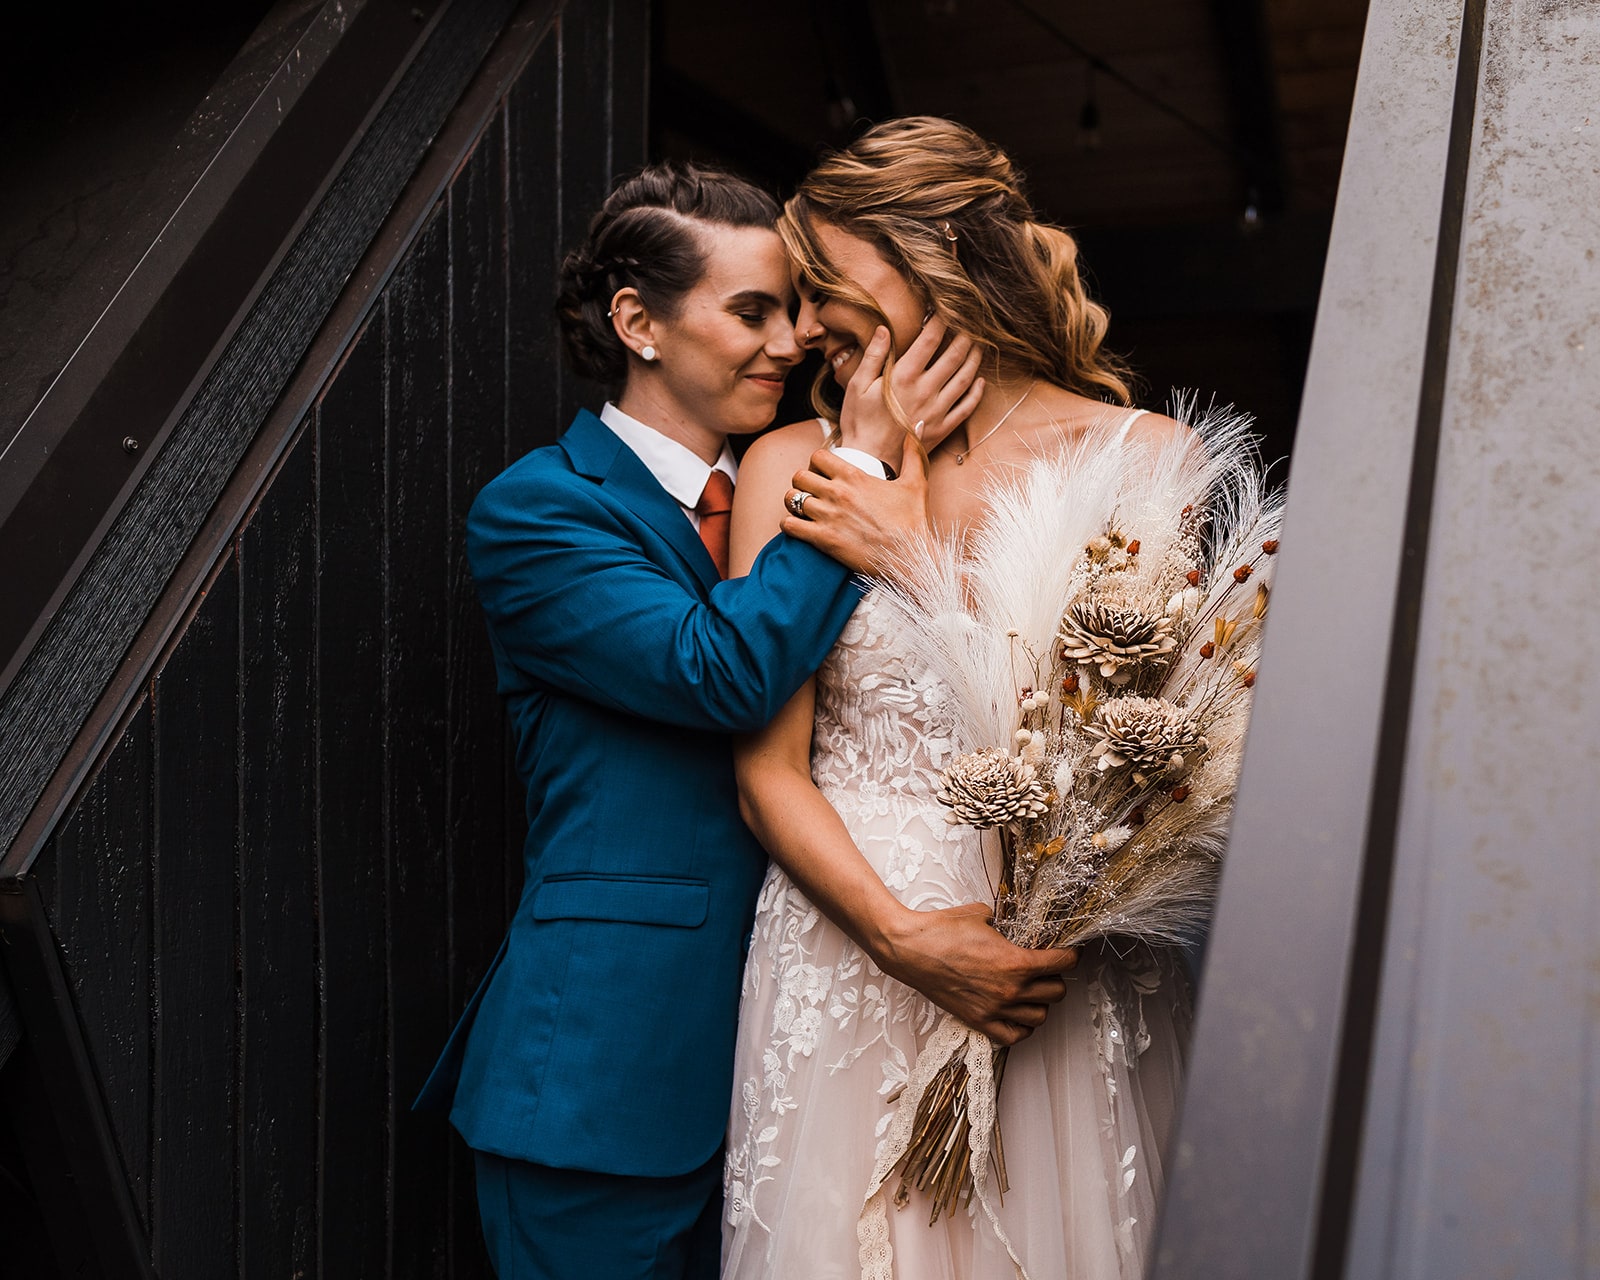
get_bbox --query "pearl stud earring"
[640,345,658,362]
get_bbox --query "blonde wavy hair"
[779,116,1134,423]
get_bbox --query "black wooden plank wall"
[26,3,647,1274]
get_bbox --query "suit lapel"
[560,410,721,593]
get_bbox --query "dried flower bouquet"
[857,407,1283,1264]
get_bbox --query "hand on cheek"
[889,317,986,453]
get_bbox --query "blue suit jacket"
[416,409,863,1178]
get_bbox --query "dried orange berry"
[1199,642,1215,659]
[1243,671,1256,688]
[1129,808,1146,825]
[1233,564,1253,583]
[1181,504,1193,518]
[1171,785,1191,803]
[1262,539,1279,554]
[1185,569,1201,587]
[1061,673,1080,694]
[1126,539,1141,556]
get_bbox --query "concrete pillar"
[1152,2,1600,1276]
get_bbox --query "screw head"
[122,437,140,454]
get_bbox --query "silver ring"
[786,490,810,518]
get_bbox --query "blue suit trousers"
[474,1148,722,1280]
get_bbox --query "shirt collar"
[599,402,737,511]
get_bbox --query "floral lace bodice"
[808,591,994,906]
[812,590,954,801]
[724,590,1190,1280]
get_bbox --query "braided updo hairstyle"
[556,162,782,389]
[780,116,1133,414]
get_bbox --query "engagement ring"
[786,490,810,518]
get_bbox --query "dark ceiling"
[0,0,1370,466]
[653,0,1371,463]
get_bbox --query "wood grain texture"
[609,0,651,179]
[445,116,512,1280]
[0,0,519,867]
[506,22,564,459]
[238,436,319,1280]
[7,3,652,1272]
[314,322,390,1280]
[555,0,626,433]
[385,208,454,1280]
[151,560,241,1280]
[447,118,513,1019]
[36,698,154,1234]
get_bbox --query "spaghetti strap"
[1115,408,1148,445]
[818,416,830,441]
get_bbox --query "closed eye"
[726,289,786,325]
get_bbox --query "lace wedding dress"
[722,589,1193,1280]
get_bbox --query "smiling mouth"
[827,344,858,373]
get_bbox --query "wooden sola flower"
[1086,696,1208,777]
[1058,602,1177,683]
[935,748,1050,829]
[859,405,1283,1244]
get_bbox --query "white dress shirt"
[599,402,737,531]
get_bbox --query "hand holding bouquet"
[857,408,1283,1266]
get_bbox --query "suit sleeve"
[466,465,863,733]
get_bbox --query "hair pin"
[940,221,959,246]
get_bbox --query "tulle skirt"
[723,791,1192,1280]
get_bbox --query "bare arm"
[1126,410,1198,454]
[730,430,1076,1045]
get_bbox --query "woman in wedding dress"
[722,118,1195,1280]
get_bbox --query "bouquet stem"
[894,1042,1011,1224]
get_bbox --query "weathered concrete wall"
[1153,1,1600,1276]
[1345,4,1600,1277]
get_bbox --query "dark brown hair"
[556,162,781,388]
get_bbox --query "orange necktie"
[696,470,734,579]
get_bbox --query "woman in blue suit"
[418,162,1072,1280]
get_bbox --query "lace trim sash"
[856,1013,1030,1280]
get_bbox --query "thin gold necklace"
[953,381,1034,465]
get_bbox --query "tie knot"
[697,469,734,518]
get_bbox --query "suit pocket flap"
[532,875,709,928]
